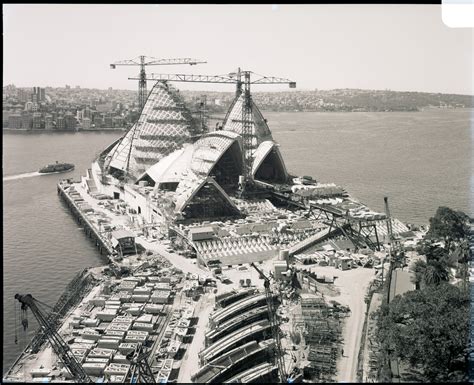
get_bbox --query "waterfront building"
[22,113,33,130]
[82,117,91,130]
[64,112,77,130]
[103,116,113,128]
[112,116,124,128]
[44,114,53,130]
[8,113,22,129]
[32,112,43,129]
[3,110,10,127]
[56,115,65,130]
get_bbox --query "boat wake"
[3,171,42,182]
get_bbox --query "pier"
[57,179,116,259]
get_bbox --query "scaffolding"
[294,294,344,382]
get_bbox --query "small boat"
[38,161,75,174]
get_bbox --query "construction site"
[3,57,425,383]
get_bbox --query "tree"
[375,283,469,382]
[411,259,427,290]
[427,207,469,242]
[423,260,450,286]
[410,258,450,289]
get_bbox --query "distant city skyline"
[3,4,473,95]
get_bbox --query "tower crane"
[250,262,288,383]
[129,69,296,193]
[110,56,207,112]
[14,294,92,383]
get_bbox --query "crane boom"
[110,55,206,112]
[250,263,287,383]
[129,72,295,85]
[14,294,92,383]
[110,57,206,68]
[128,73,237,84]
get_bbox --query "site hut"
[111,229,136,256]
[336,256,352,271]
[188,226,216,241]
[273,261,290,281]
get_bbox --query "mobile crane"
[14,293,92,383]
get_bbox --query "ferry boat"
[38,161,74,174]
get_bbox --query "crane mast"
[250,262,287,383]
[130,70,296,194]
[110,56,206,112]
[14,294,92,383]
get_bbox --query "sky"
[3,4,473,94]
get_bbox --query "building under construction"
[83,73,409,271]
[4,66,416,384]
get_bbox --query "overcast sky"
[3,4,473,94]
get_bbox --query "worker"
[341,348,344,356]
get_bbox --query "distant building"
[32,112,43,129]
[3,110,10,127]
[76,110,84,121]
[112,116,124,128]
[64,113,77,130]
[83,107,91,119]
[8,114,22,129]
[56,116,65,130]
[103,116,113,127]
[82,117,91,130]
[32,87,45,103]
[44,114,53,130]
[22,114,33,130]
[25,101,34,111]
[17,89,30,103]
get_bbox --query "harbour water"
[2,109,472,373]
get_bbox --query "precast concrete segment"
[198,319,272,365]
[210,293,274,327]
[205,305,269,346]
[192,340,274,383]
[223,362,278,383]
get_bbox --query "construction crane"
[14,294,92,383]
[126,345,156,383]
[110,56,207,112]
[130,69,296,193]
[250,262,288,383]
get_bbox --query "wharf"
[57,179,116,259]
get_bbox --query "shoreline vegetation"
[373,207,471,383]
